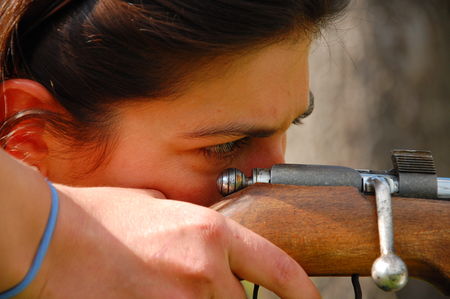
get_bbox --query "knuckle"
[195,213,228,242]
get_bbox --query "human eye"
[202,137,250,160]
[292,91,314,126]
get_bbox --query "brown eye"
[202,137,250,159]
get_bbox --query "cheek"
[154,172,223,206]
[76,143,226,205]
[84,161,223,206]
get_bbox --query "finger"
[213,274,247,299]
[226,219,320,299]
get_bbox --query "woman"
[0,0,348,298]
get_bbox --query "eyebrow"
[184,93,315,139]
[183,91,314,138]
[183,123,279,139]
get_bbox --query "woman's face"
[47,39,311,206]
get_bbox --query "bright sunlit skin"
[40,40,309,206]
[41,38,312,206]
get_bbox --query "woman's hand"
[24,185,319,299]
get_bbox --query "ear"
[1,79,60,175]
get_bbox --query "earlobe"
[1,79,57,174]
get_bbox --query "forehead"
[120,39,311,138]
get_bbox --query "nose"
[240,134,286,175]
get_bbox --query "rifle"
[211,150,450,295]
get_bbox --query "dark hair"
[0,0,348,163]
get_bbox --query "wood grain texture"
[212,184,450,294]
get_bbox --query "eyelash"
[291,116,303,126]
[202,118,303,160]
[202,137,250,160]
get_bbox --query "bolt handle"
[369,177,408,291]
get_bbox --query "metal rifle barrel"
[217,164,450,199]
[438,177,450,198]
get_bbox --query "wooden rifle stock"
[211,184,450,294]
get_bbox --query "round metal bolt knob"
[371,253,408,291]
[217,168,248,196]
